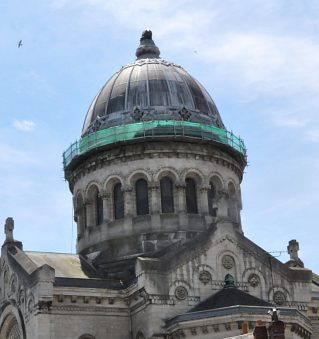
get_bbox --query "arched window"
[76,194,86,233]
[79,335,95,339]
[0,314,23,339]
[87,186,103,226]
[135,179,149,215]
[135,332,145,339]
[113,183,124,219]
[185,178,198,213]
[95,189,104,225]
[160,177,174,213]
[207,182,217,216]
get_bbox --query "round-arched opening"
[87,185,104,226]
[185,178,198,214]
[113,183,124,220]
[0,314,23,339]
[135,179,149,215]
[160,176,175,213]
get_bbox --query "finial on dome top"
[136,30,160,59]
[141,30,152,41]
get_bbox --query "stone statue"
[4,217,14,242]
[286,239,304,267]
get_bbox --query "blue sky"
[1,0,318,272]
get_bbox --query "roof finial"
[4,217,14,242]
[136,30,160,59]
[286,239,304,267]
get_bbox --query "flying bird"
[18,40,23,48]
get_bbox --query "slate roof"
[26,251,90,279]
[190,287,272,312]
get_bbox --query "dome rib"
[146,62,150,107]
[124,64,135,110]
[176,67,196,110]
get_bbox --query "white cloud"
[198,33,319,96]
[81,0,319,99]
[0,143,38,167]
[13,119,36,132]
[304,129,319,143]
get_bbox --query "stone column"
[176,182,186,213]
[216,189,229,219]
[200,185,210,214]
[150,182,161,231]
[123,185,133,216]
[85,201,94,229]
[149,182,160,213]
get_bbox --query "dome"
[82,30,225,136]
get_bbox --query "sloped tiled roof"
[190,287,271,312]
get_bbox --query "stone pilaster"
[101,191,111,222]
[216,189,229,219]
[175,182,186,213]
[199,185,210,214]
[123,185,133,216]
[85,201,94,228]
[149,182,160,214]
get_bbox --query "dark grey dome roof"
[82,31,225,136]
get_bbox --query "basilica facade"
[0,31,318,339]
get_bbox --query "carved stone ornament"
[199,270,212,284]
[248,273,260,288]
[190,328,197,335]
[202,326,208,334]
[273,291,286,306]
[132,107,144,121]
[5,217,14,242]
[175,286,188,300]
[18,289,25,306]
[178,107,191,121]
[28,295,35,313]
[10,275,17,294]
[222,255,235,269]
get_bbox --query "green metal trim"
[63,121,246,168]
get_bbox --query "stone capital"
[100,192,111,200]
[149,182,159,190]
[123,185,133,193]
[200,185,210,192]
[175,182,186,189]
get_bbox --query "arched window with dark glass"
[207,181,217,216]
[160,177,174,213]
[76,194,86,233]
[135,332,145,339]
[135,179,149,215]
[113,183,124,219]
[79,335,95,339]
[95,190,104,225]
[185,178,198,214]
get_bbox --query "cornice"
[68,143,243,188]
